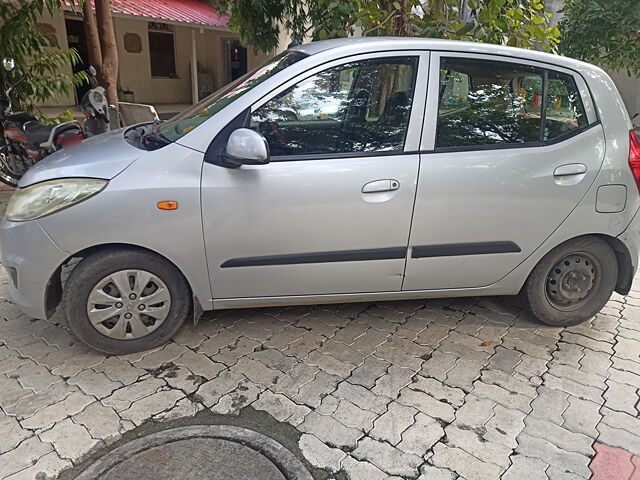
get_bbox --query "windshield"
[157,50,308,142]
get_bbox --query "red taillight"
[629,130,640,193]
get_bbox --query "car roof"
[291,37,600,75]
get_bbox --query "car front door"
[403,52,603,291]
[202,51,429,300]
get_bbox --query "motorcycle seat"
[22,121,55,146]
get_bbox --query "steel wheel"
[545,252,601,312]
[87,269,171,340]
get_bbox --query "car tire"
[62,248,191,354]
[521,236,617,327]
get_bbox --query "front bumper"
[0,218,69,319]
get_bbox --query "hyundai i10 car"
[1,38,639,354]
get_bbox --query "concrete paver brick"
[194,370,244,408]
[340,455,389,480]
[73,401,123,442]
[370,401,416,445]
[515,432,592,478]
[431,443,504,480]
[397,387,455,423]
[92,356,145,385]
[299,411,363,448]
[529,385,569,425]
[523,416,595,457]
[4,451,71,480]
[66,369,122,398]
[294,371,340,408]
[352,436,423,477]
[334,381,390,414]
[502,454,548,480]
[39,418,98,462]
[410,375,466,407]
[9,362,60,393]
[444,423,513,468]
[371,365,414,398]
[397,412,445,456]
[298,434,345,472]
[20,391,94,430]
[331,398,379,431]
[252,390,311,426]
[0,436,53,479]
[0,413,30,455]
[349,356,390,389]
[119,389,185,426]
[102,377,164,412]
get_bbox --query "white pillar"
[191,28,198,104]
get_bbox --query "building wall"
[37,10,76,107]
[36,10,271,107]
[114,17,195,104]
[610,72,640,118]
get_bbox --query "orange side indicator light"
[157,201,178,210]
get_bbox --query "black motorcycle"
[0,57,86,187]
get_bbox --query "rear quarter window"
[544,71,588,142]
[436,57,591,150]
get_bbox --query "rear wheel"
[62,249,191,354]
[521,237,617,326]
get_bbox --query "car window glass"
[157,50,307,142]
[544,71,587,141]
[249,57,417,157]
[436,58,543,148]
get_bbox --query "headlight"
[5,178,107,222]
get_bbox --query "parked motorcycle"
[0,58,86,187]
[0,59,116,187]
[80,67,111,137]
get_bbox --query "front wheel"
[521,237,617,327]
[62,249,191,354]
[0,144,25,187]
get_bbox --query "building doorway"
[224,39,247,83]
[65,18,91,104]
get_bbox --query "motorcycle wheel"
[0,144,27,188]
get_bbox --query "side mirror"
[221,128,270,168]
[2,58,15,72]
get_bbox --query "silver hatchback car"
[2,38,639,354]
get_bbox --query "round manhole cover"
[75,425,313,480]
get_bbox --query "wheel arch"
[45,242,199,319]
[522,233,634,297]
[596,234,634,295]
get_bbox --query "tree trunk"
[82,0,102,72]
[94,0,119,107]
[393,0,411,36]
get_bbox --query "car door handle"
[362,179,400,193]
[553,164,587,176]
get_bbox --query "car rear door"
[202,51,429,300]
[403,51,603,291]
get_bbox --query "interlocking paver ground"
[1,186,640,479]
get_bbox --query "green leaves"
[560,0,640,76]
[0,0,87,114]
[210,0,559,54]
